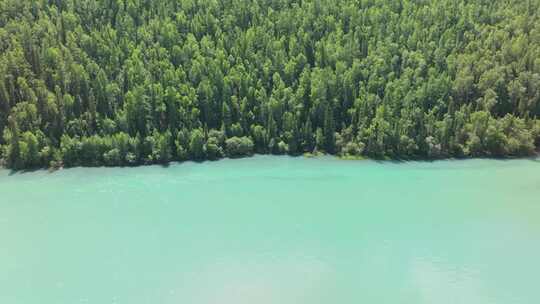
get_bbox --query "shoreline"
[2,151,539,174]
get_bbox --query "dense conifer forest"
[1,0,539,169]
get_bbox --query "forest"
[1,0,539,169]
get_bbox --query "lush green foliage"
[1,0,539,169]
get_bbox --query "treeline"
[1,0,539,169]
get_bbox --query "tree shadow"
[8,167,45,176]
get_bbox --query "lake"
[1,156,539,304]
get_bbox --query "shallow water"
[1,156,539,304]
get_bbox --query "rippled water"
[1,156,539,304]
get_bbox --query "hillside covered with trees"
[1,0,539,169]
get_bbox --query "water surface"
[1,156,539,304]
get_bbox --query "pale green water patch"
[1,156,539,304]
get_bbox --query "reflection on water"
[174,254,332,304]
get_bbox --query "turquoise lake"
[1,156,539,304]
